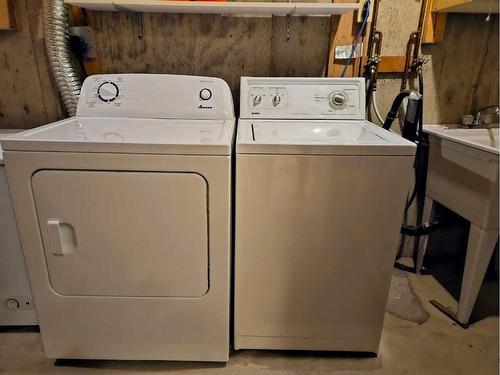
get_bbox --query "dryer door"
[31,170,209,298]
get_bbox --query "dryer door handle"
[47,219,66,255]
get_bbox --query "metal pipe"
[401,0,428,91]
[366,0,381,59]
[43,0,81,116]
[414,0,428,62]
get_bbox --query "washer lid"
[237,120,416,156]
[1,117,235,155]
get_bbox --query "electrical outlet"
[335,44,363,60]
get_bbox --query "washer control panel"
[240,77,365,120]
[249,89,288,110]
[77,74,234,120]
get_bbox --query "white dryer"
[2,74,234,361]
[234,77,416,353]
[0,130,37,326]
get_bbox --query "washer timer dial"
[97,81,119,103]
[329,91,348,109]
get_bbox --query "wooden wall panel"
[271,16,331,77]
[327,0,361,77]
[91,12,330,102]
[0,0,62,129]
[92,13,271,87]
[475,17,499,111]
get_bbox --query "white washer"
[2,74,234,361]
[0,130,37,326]
[234,77,416,354]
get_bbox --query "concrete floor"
[0,268,498,375]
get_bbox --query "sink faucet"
[472,105,499,127]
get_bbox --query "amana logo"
[198,104,213,110]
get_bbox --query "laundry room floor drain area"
[387,269,430,325]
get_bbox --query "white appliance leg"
[456,225,498,325]
[415,196,435,274]
[430,224,498,327]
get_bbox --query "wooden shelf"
[423,0,498,44]
[65,0,360,16]
[432,0,499,14]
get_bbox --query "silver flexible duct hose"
[43,0,81,116]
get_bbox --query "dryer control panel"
[77,74,234,120]
[240,77,365,120]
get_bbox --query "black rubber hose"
[405,98,425,210]
[383,90,413,130]
[366,75,372,110]
[418,70,424,96]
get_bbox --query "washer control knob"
[272,95,281,107]
[97,81,119,103]
[329,91,348,109]
[253,95,262,106]
[5,298,19,310]
[199,88,212,100]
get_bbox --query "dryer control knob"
[97,81,119,103]
[199,88,212,100]
[329,92,348,109]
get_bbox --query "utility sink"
[417,124,499,327]
[424,125,499,155]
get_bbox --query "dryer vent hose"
[43,0,81,116]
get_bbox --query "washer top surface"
[2,117,235,155]
[0,129,24,164]
[237,77,416,156]
[252,120,388,144]
[237,119,416,156]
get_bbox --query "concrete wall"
[0,0,498,129]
